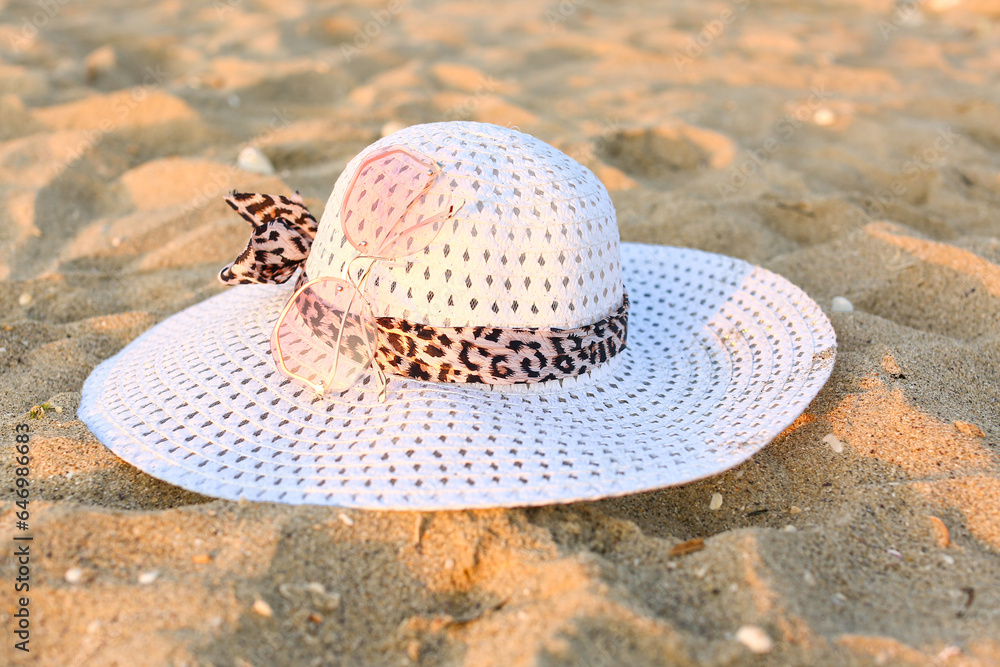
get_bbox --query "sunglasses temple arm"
[331,257,385,400]
[375,358,388,403]
[381,204,461,252]
[329,282,387,402]
[329,287,360,395]
[354,260,388,402]
[377,170,446,251]
[386,197,465,253]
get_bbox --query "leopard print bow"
[219,192,318,285]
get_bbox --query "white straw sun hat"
[80,121,836,510]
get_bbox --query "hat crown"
[305,121,623,329]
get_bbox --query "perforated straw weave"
[80,242,835,509]
[79,122,836,509]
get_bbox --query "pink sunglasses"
[270,146,461,399]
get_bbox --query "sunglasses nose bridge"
[341,249,366,281]
[344,254,383,292]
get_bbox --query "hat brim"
[79,243,836,510]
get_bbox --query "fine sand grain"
[1,0,999,665]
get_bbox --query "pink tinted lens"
[340,147,450,258]
[271,278,377,394]
[377,190,456,258]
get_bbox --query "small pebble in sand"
[812,108,835,126]
[444,558,455,569]
[831,296,853,312]
[252,598,273,618]
[338,512,354,526]
[936,646,962,661]
[822,434,844,453]
[407,640,421,662]
[111,236,123,247]
[735,625,773,654]
[899,9,925,27]
[237,146,275,175]
[709,493,723,510]
[138,570,159,585]
[953,421,985,438]
[65,567,84,584]
[803,570,816,586]
[881,352,905,378]
[18,292,33,306]
[784,525,797,532]
[669,537,706,557]
[85,45,116,81]
[789,506,802,515]
[192,553,212,564]
[927,515,950,548]
[413,515,424,547]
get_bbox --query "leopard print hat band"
[293,270,629,386]
[219,191,629,387]
[372,293,628,385]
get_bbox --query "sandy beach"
[1,0,999,664]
